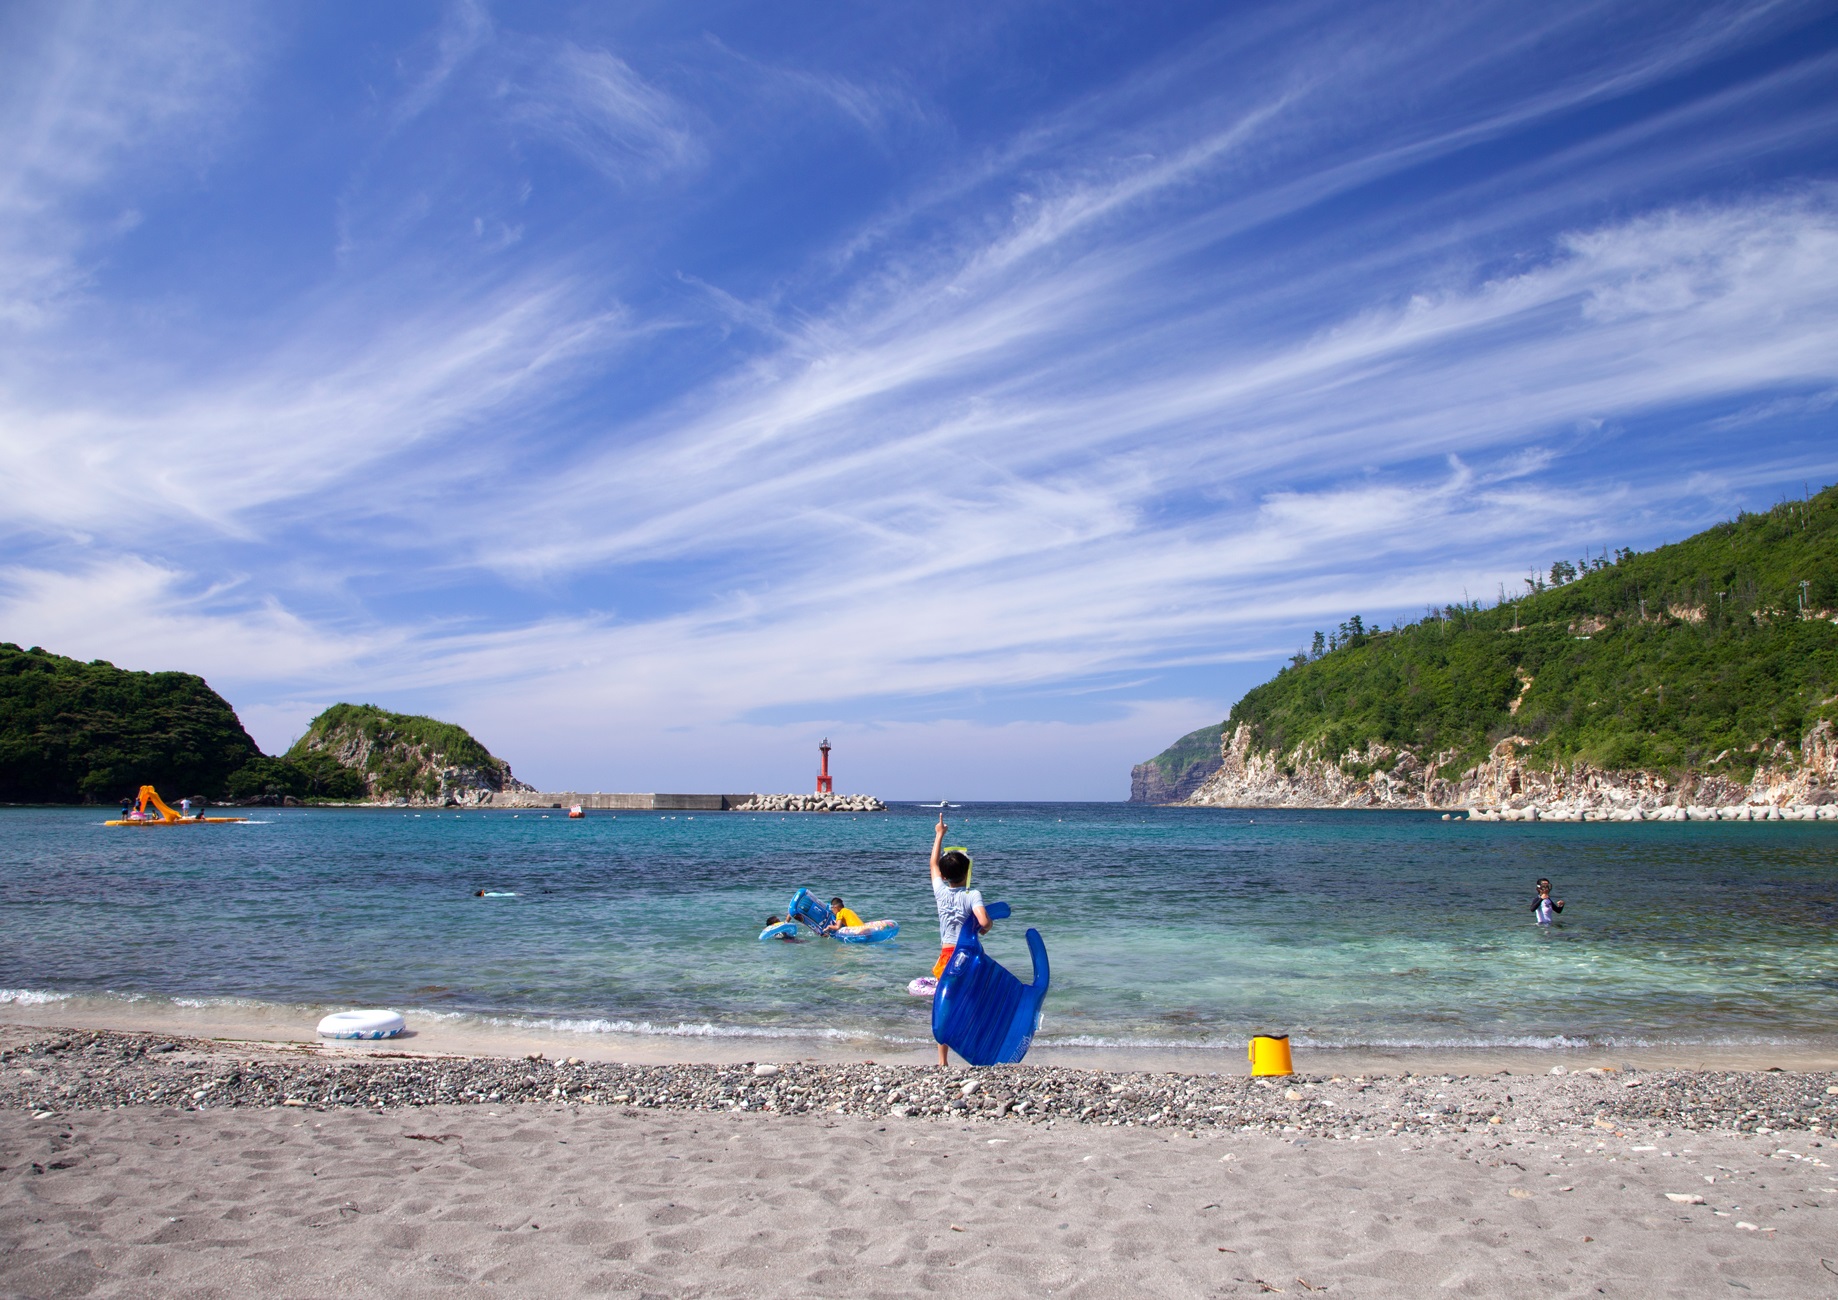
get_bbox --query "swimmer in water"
[1532,878,1564,926]
[820,896,865,935]
[764,914,802,941]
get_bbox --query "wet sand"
[5,998,1835,1077]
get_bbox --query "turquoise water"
[1,804,1834,1056]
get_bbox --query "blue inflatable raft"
[787,887,900,943]
[932,901,1049,1066]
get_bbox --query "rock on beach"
[3,1029,1833,1141]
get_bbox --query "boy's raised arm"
[929,815,946,884]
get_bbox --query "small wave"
[168,996,275,1010]
[505,1016,884,1042]
[0,988,71,1006]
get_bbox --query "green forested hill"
[286,702,515,801]
[0,647,512,804]
[0,644,261,802]
[1216,486,1838,783]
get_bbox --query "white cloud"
[0,273,629,539]
[3,2,1835,797]
[0,2,257,327]
[505,40,701,181]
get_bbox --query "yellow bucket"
[1248,1034,1293,1077]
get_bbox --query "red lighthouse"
[816,738,834,794]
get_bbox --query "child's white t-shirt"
[933,879,983,946]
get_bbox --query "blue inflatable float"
[932,901,1049,1066]
[787,887,900,943]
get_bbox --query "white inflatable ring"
[316,1009,405,1039]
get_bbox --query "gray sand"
[4,1028,1837,1296]
[6,1104,1836,1298]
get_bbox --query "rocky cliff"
[1144,489,1838,817]
[286,704,533,806]
[1129,723,1224,802]
[1181,719,1838,819]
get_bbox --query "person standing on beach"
[1532,878,1564,926]
[929,814,990,1067]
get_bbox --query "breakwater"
[490,791,885,812]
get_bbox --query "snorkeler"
[764,914,802,941]
[1532,878,1565,926]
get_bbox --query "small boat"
[106,785,248,826]
[567,804,585,818]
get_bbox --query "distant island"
[0,648,530,806]
[0,650,880,809]
[281,702,532,806]
[1133,486,1838,816]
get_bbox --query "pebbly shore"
[1463,802,1836,822]
[4,1028,1834,1140]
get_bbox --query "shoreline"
[5,999,1837,1077]
[4,1024,1835,1137]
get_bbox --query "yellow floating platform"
[106,784,248,826]
[106,816,248,825]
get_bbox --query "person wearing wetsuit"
[1532,878,1565,926]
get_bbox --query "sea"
[2,803,1834,1065]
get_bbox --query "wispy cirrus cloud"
[2,0,1835,796]
[0,1,257,326]
[504,40,702,181]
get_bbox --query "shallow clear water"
[2,804,1834,1056]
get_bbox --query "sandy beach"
[5,1026,1836,1298]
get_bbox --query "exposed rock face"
[287,704,533,807]
[1181,720,1838,818]
[1129,723,1225,803]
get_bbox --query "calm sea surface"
[2,804,1834,1057]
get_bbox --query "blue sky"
[3,1,1837,799]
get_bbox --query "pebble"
[0,1030,1833,1140]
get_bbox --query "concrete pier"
[493,790,886,812]
[501,792,754,811]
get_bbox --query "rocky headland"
[287,703,533,807]
[1179,719,1838,820]
[1129,723,1224,802]
[1137,490,1838,820]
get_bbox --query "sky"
[2,0,1837,800]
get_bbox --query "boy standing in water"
[1532,878,1565,926]
[929,814,991,1067]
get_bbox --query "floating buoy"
[316,1009,405,1040]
